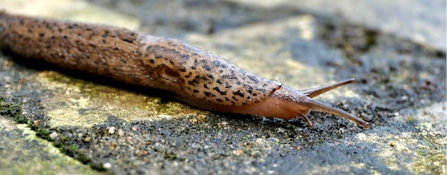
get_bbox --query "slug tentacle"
[299,96,368,128]
[0,11,369,128]
[302,78,355,98]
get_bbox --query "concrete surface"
[0,0,445,174]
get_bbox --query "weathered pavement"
[0,0,445,174]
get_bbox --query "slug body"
[0,12,368,128]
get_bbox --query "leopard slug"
[0,11,368,128]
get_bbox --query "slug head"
[230,78,369,128]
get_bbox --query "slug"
[0,11,368,128]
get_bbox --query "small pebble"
[83,137,91,143]
[33,120,41,126]
[49,132,58,140]
[118,129,124,136]
[131,126,138,131]
[190,118,198,124]
[106,127,116,134]
[103,163,112,169]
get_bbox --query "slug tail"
[303,99,369,128]
[303,78,356,98]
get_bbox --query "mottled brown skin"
[0,11,368,128]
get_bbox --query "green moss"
[71,144,77,151]
[62,136,69,142]
[0,98,30,124]
[33,126,52,141]
[76,154,88,164]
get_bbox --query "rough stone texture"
[0,0,445,174]
[0,117,95,175]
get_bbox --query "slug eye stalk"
[291,78,368,128]
[300,78,368,127]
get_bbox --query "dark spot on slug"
[193,89,199,93]
[212,60,221,67]
[68,23,77,29]
[213,87,226,95]
[179,67,187,72]
[216,99,223,102]
[244,84,253,94]
[233,90,244,97]
[188,78,200,86]
[247,75,259,84]
[255,88,266,92]
[202,61,212,71]
[206,74,214,80]
[216,79,223,84]
[204,91,213,97]
[170,49,179,55]
[181,54,190,61]
[122,38,133,43]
